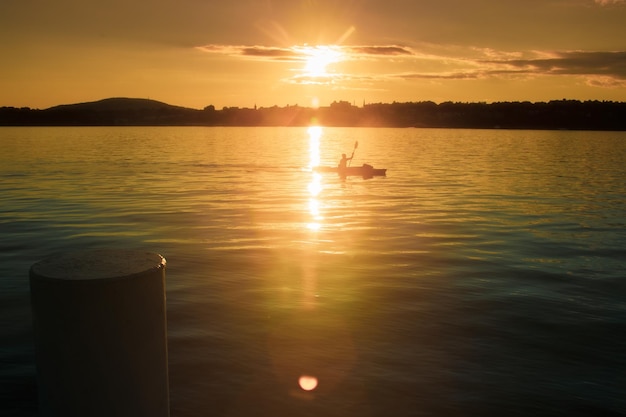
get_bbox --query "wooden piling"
[29,249,169,417]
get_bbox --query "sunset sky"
[2,0,626,109]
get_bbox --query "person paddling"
[338,141,358,177]
[338,152,353,170]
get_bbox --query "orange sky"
[2,0,626,109]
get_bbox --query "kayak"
[313,163,387,178]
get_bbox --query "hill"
[46,97,188,112]
[35,97,202,126]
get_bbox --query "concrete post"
[29,249,169,417]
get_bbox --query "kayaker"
[338,153,353,170]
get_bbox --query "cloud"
[401,72,481,80]
[396,50,626,88]
[240,46,299,59]
[485,51,626,79]
[196,45,300,61]
[586,75,626,87]
[288,74,338,85]
[196,43,626,89]
[196,43,416,61]
[345,46,414,56]
[594,0,625,5]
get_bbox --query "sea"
[1,126,625,417]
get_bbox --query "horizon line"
[5,96,626,111]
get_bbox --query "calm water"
[1,126,625,416]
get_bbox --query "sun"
[301,46,344,77]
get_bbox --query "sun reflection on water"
[307,125,321,168]
[307,126,324,231]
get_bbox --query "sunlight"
[308,198,321,218]
[306,127,324,231]
[306,221,321,232]
[307,173,322,196]
[307,126,322,168]
[301,46,344,77]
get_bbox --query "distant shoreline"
[2,97,626,130]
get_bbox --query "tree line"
[1,98,625,130]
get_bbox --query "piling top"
[30,249,166,281]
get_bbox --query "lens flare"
[298,375,318,391]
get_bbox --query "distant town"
[1,97,625,130]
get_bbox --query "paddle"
[348,141,358,166]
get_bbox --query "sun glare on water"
[307,126,324,231]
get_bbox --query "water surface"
[1,126,625,416]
